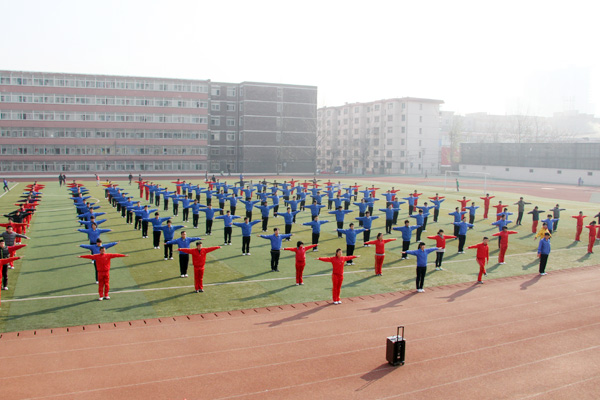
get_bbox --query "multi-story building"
[317,97,443,175]
[0,70,317,174]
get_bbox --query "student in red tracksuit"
[284,241,317,285]
[585,221,598,254]
[78,247,127,300]
[480,194,495,219]
[364,233,397,276]
[492,226,518,264]
[468,237,489,284]
[317,249,359,304]
[427,229,456,270]
[457,197,471,212]
[572,212,587,241]
[492,202,506,221]
[179,241,221,292]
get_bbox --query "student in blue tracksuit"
[226,195,241,215]
[233,217,261,255]
[537,232,551,275]
[258,228,293,271]
[403,194,419,215]
[355,211,379,244]
[431,198,445,222]
[417,203,435,230]
[166,231,202,277]
[255,202,276,232]
[240,199,260,220]
[159,220,185,260]
[353,198,369,225]
[492,215,513,248]
[380,204,401,234]
[393,220,420,259]
[541,214,559,234]
[78,216,107,228]
[305,200,325,219]
[405,242,439,292]
[449,207,467,237]
[144,213,172,249]
[365,196,379,216]
[199,205,222,235]
[187,200,205,229]
[410,209,426,242]
[337,223,366,264]
[268,193,280,216]
[137,205,156,237]
[285,196,302,223]
[303,215,330,251]
[77,224,112,245]
[466,202,480,226]
[454,216,474,253]
[391,199,406,225]
[279,207,301,236]
[180,196,191,222]
[329,206,354,238]
[216,210,241,245]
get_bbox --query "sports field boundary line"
[0,182,18,199]
[2,246,595,303]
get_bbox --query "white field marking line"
[0,183,18,199]
[2,295,598,382]
[22,321,600,400]
[2,245,595,303]
[519,375,600,399]
[3,281,599,365]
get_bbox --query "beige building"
[317,97,443,175]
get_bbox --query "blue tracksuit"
[281,211,300,225]
[449,211,467,223]
[215,214,241,227]
[454,221,474,235]
[303,220,329,234]
[233,220,261,236]
[355,215,379,229]
[199,207,222,220]
[379,208,400,220]
[144,216,171,231]
[538,238,551,254]
[338,228,366,245]
[78,228,111,243]
[492,219,512,231]
[259,233,292,250]
[166,236,202,252]
[404,248,438,267]
[80,242,117,254]
[393,225,419,241]
[328,209,353,222]
[159,224,184,242]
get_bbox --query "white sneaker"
[180,275,185,278]
[247,253,251,255]
[104,296,110,300]
[184,274,188,277]
[169,257,173,260]
[164,258,168,260]
[242,253,246,256]
[540,272,547,275]
[2,286,7,290]
[95,281,99,284]
[500,262,506,265]
[98,297,103,301]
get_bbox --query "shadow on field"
[357,363,397,391]
[486,263,501,273]
[360,291,417,313]
[522,233,535,239]
[112,291,194,313]
[522,259,540,270]
[1,299,92,322]
[567,241,580,249]
[578,253,591,262]
[440,283,480,302]
[239,283,296,302]
[255,303,327,327]
[345,274,377,287]
[520,275,542,290]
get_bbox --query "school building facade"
[317,97,444,175]
[0,70,317,175]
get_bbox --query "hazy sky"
[2,0,599,116]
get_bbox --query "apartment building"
[317,97,443,175]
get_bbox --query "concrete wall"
[459,164,600,186]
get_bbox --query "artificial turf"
[0,177,597,333]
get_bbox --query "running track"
[1,265,599,399]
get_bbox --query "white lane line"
[2,245,593,303]
[0,183,19,199]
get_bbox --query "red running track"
[1,266,599,400]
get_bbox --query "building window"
[226,118,235,127]
[211,132,220,141]
[419,140,422,146]
[211,117,220,126]
[588,172,593,176]
[277,103,282,113]
[388,115,393,121]
[226,103,236,111]
[211,87,221,96]
[419,103,423,110]
[374,116,380,123]
[210,148,220,155]
[387,139,393,145]
[226,147,236,155]
[401,115,405,122]
[506,168,510,172]
[419,116,422,123]
[354,118,359,123]
[227,87,236,97]
[387,127,393,134]
[374,104,380,111]
[557,170,562,174]
[401,139,405,145]
[211,103,220,111]
[419,128,422,134]
[226,133,235,141]
[529,169,534,173]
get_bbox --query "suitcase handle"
[396,326,404,340]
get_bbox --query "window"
[354,118,359,123]
[419,128,422,134]
[387,103,394,109]
[226,147,236,155]
[388,115,393,122]
[386,151,392,157]
[210,148,220,155]
[226,103,236,112]
[226,118,235,127]
[401,127,405,133]
[401,115,405,122]
[419,140,422,146]
[211,86,221,96]
[227,87,236,97]
[588,172,593,176]
[277,103,282,113]
[211,103,220,111]
[226,133,236,141]
[211,117,220,126]
[374,116,380,123]
[211,132,220,141]
[419,116,422,123]
[387,139,393,145]
[529,169,534,173]
[387,127,393,134]
[374,104,380,111]
[506,168,510,172]
[401,139,405,145]
[557,170,562,174]
[419,103,423,110]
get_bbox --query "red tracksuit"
[572,215,586,241]
[364,238,396,275]
[480,196,495,219]
[457,199,471,212]
[317,255,357,302]
[492,204,506,221]
[172,180,182,194]
[284,244,317,284]
[179,246,221,290]
[467,242,489,281]
[492,230,518,263]
[79,253,126,298]
[413,192,423,206]
[585,225,598,253]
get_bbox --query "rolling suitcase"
[386,326,405,366]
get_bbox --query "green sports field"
[0,177,597,333]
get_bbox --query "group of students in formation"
[0,181,36,304]
[66,176,600,304]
